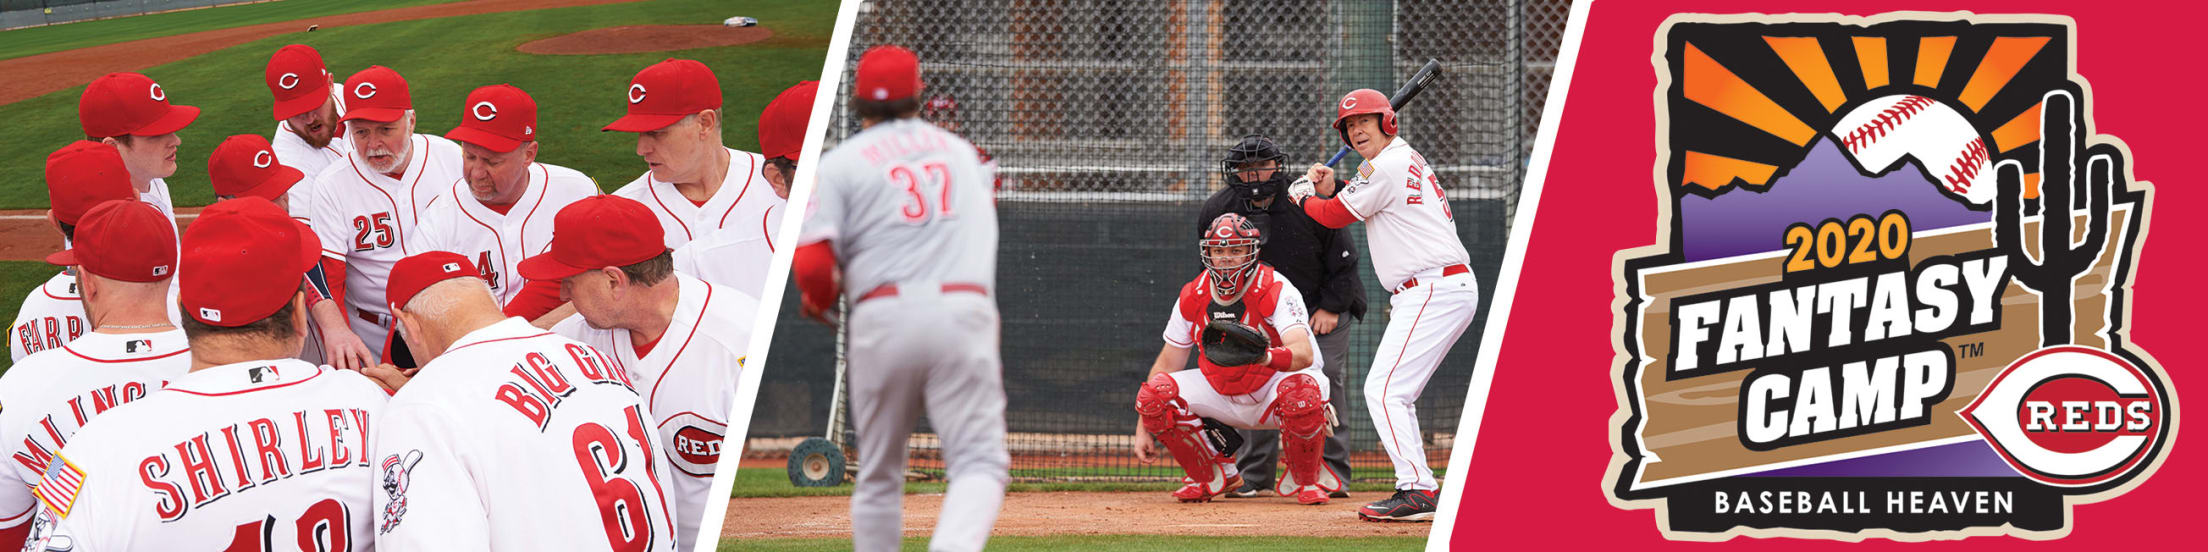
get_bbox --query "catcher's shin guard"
[1271,374,1341,504]
[1137,373,1236,502]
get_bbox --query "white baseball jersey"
[551,274,749,552]
[10,272,86,363]
[270,83,352,211]
[612,147,782,250]
[139,178,176,227]
[1161,268,1320,374]
[408,162,600,305]
[308,133,463,349]
[0,329,189,534]
[29,360,387,551]
[801,119,1000,295]
[374,318,677,551]
[1331,138,1471,291]
[669,206,777,298]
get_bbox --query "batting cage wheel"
[788,437,848,487]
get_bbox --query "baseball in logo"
[1606,13,2173,540]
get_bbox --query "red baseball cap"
[852,46,921,102]
[79,72,200,138]
[179,197,322,326]
[266,44,333,121]
[602,59,722,132]
[44,141,137,226]
[339,66,412,124]
[47,200,176,283]
[387,251,479,312]
[759,81,817,161]
[208,134,306,201]
[516,195,668,281]
[447,84,537,153]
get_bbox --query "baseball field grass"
[0,261,58,372]
[721,536,1430,551]
[729,464,1443,498]
[0,0,834,209]
[0,0,465,62]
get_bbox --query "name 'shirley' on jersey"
[1666,253,2012,448]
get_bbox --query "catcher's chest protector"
[1181,267,1287,395]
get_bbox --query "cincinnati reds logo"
[1213,226,1233,238]
[252,150,273,169]
[278,72,301,90]
[148,83,165,101]
[354,82,378,99]
[472,101,498,121]
[1961,346,2168,487]
[1340,95,1357,110]
[675,425,723,466]
[628,83,647,104]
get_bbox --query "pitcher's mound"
[518,25,772,55]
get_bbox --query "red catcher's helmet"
[1333,88,1396,146]
[1200,213,1265,303]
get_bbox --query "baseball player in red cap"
[26,198,388,549]
[521,195,753,552]
[264,44,351,199]
[79,72,198,226]
[210,133,335,364]
[305,65,465,371]
[673,80,818,296]
[368,251,678,550]
[1288,88,1478,521]
[793,45,1007,552]
[410,84,601,324]
[10,142,181,363]
[0,200,188,544]
[602,58,785,257]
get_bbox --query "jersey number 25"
[890,162,955,224]
[351,213,395,251]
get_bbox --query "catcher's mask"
[1221,134,1287,201]
[1201,213,1264,303]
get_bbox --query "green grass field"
[723,536,1430,551]
[0,0,835,209]
[0,261,60,373]
[730,464,1443,498]
[0,0,466,62]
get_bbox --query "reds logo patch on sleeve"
[31,453,87,520]
[661,413,727,477]
[378,450,424,534]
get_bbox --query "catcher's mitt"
[1200,320,1269,367]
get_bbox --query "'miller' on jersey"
[138,408,372,521]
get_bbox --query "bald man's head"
[394,277,505,365]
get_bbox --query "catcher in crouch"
[1133,213,1340,504]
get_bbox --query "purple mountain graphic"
[1677,136,1992,263]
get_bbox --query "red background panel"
[1452,0,2203,547]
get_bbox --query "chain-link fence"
[1,0,251,30]
[752,0,1571,483]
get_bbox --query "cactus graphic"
[1993,89,2116,347]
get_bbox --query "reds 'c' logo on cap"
[252,150,273,169]
[1340,95,1356,109]
[472,101,498,121]
[1214,226,1232,238]
[628,83,647,104]
[149,83,166,101]
[354,82,377,99]
[278,72,300,90]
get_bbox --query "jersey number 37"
[890,162,956,224]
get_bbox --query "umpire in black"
[1200,134,1365,498]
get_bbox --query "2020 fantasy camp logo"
[1605,12,2175,541]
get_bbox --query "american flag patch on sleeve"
[32,453,86,520]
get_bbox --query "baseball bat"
[1324,59,1445,167]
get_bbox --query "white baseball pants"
[847,288,1009,552]
[1365,268,1478,492]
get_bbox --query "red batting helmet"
[1333,88,1396,146]
[1200,213,1265,303]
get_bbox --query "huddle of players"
[1134,89,1480,522]
[0,44,814,550]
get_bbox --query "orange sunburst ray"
[1683,42,1816,146]
[1992,101,2043,153]
[1852,36,1889,89]
[1765,36,1846,112]
[1959,36,2051,112]
[1914,36,1956,87]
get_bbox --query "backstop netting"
[750,0,1571,483]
